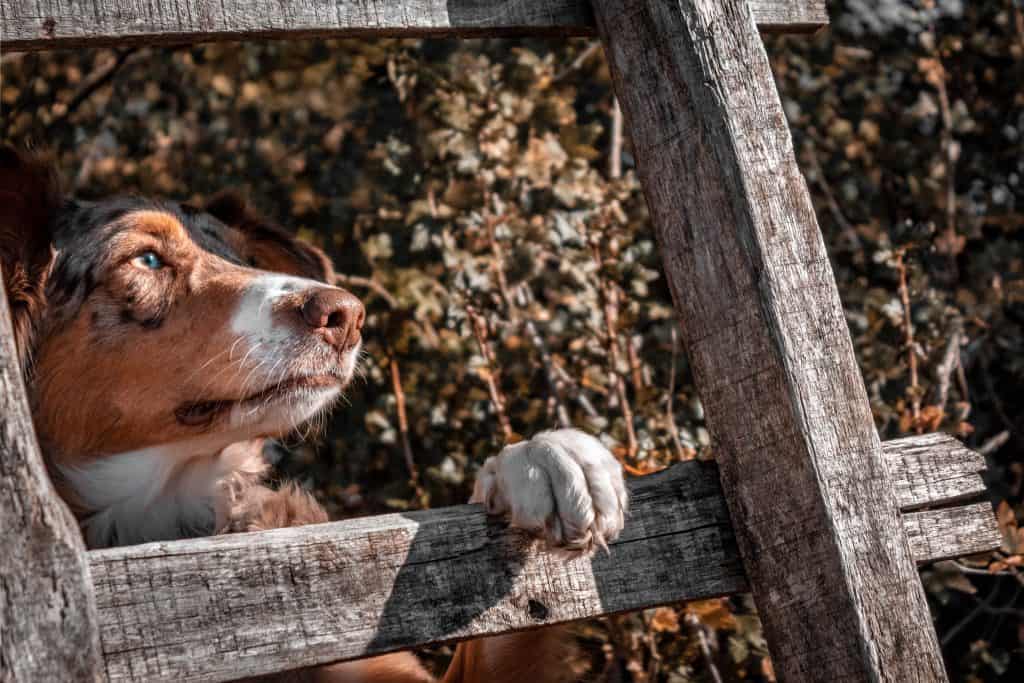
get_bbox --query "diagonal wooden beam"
[88,435,997,682]
[0,0,827,52]
[591,0,953,680]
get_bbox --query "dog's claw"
[471,429,628,558]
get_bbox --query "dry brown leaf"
[650,607,679,633]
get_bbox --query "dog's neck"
[57,437,269,549]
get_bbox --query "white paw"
[471,429,628,556]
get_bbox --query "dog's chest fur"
[60,439,268,548]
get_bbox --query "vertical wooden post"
[593,1,948,681]
[0,272,103,681]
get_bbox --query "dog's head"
[0,147,363,464]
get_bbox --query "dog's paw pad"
[471,429,628,557]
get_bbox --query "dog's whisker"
[236,342,264,373]
[238,365,269,397]
[236,358,270,397]
[227,336,245,363]
[183,346,235,384]
[192,342,264,396]
[193,357,248,399]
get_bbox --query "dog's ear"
[204,190,336,284]
[0,145,63,372]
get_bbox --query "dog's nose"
[301,288,365,351]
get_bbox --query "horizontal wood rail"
[91,433,997,682]
[0,0,828,52]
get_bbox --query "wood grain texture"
[89,462,744,682]
[591,1,951,681]
[886,432,988,511]
[903,503,1002,564]
[0,273,104,682]
[87,435,995,682]
[0,0,827,51]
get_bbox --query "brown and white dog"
[0,146,628,683]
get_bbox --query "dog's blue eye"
[133,251,163,270]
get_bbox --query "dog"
[0,146,628,683]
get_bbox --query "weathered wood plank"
[592,1,951,681]
[0,272,104,681]
[89,462,741,682]
[885,433,988,511]
[88,435,995,682]
[0,0,827,51]
[881,434,986,512]
[904,503,1003,564]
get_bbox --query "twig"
[933,319,963,415]
[941,583,1022,647]
[982,350,1019,436]
[553,41,601,83]
[686,613,724,683]
[804,133,860,250]
[389,356,418,485]
[523,317,570,427]
[46,48,139,134]
[481,200,572,427]
[978,430,1010,456]
[609,97,623,180]
[335,273,398,309]
[603,615,638,683]
[666,325,687,460]
[941,585,1000,647]
[71,136,107,192]
[949,559,1018,580]
[948,560,996,577]
[603,283,639,459]
[643,611,663,681]
[553,363,600,419]
[582,215,639,461]
[515,289,571,428]
[467,307,514,441]
[933,54,960,281]
[956,360,970,404]
[625,333,646,396]
[483,204,516,320]
[973,604,1024,617]
[895,249,922,432]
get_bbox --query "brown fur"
[0,146,572,683]
[33,208,262,462]
[206,190,336,282]
[0,146,62,374]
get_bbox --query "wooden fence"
[0,2,1001,682]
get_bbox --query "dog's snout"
[301,288,364,351]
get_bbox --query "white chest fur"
[60,439,267,548]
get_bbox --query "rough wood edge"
[1,271,104,682]
[87,435,996,682]
[904,503,1003,564]
[0,0,827,52]
[883,433,988,511]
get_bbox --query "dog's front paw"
[471,429,628,556]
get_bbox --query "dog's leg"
[443,629,575,683]
[443,428,629,683]
[220,481,329,532]
[232,428,627,683]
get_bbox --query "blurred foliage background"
[2,0,1023,680]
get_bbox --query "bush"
[3,1,1022,679]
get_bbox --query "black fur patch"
[46,197,245,318]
